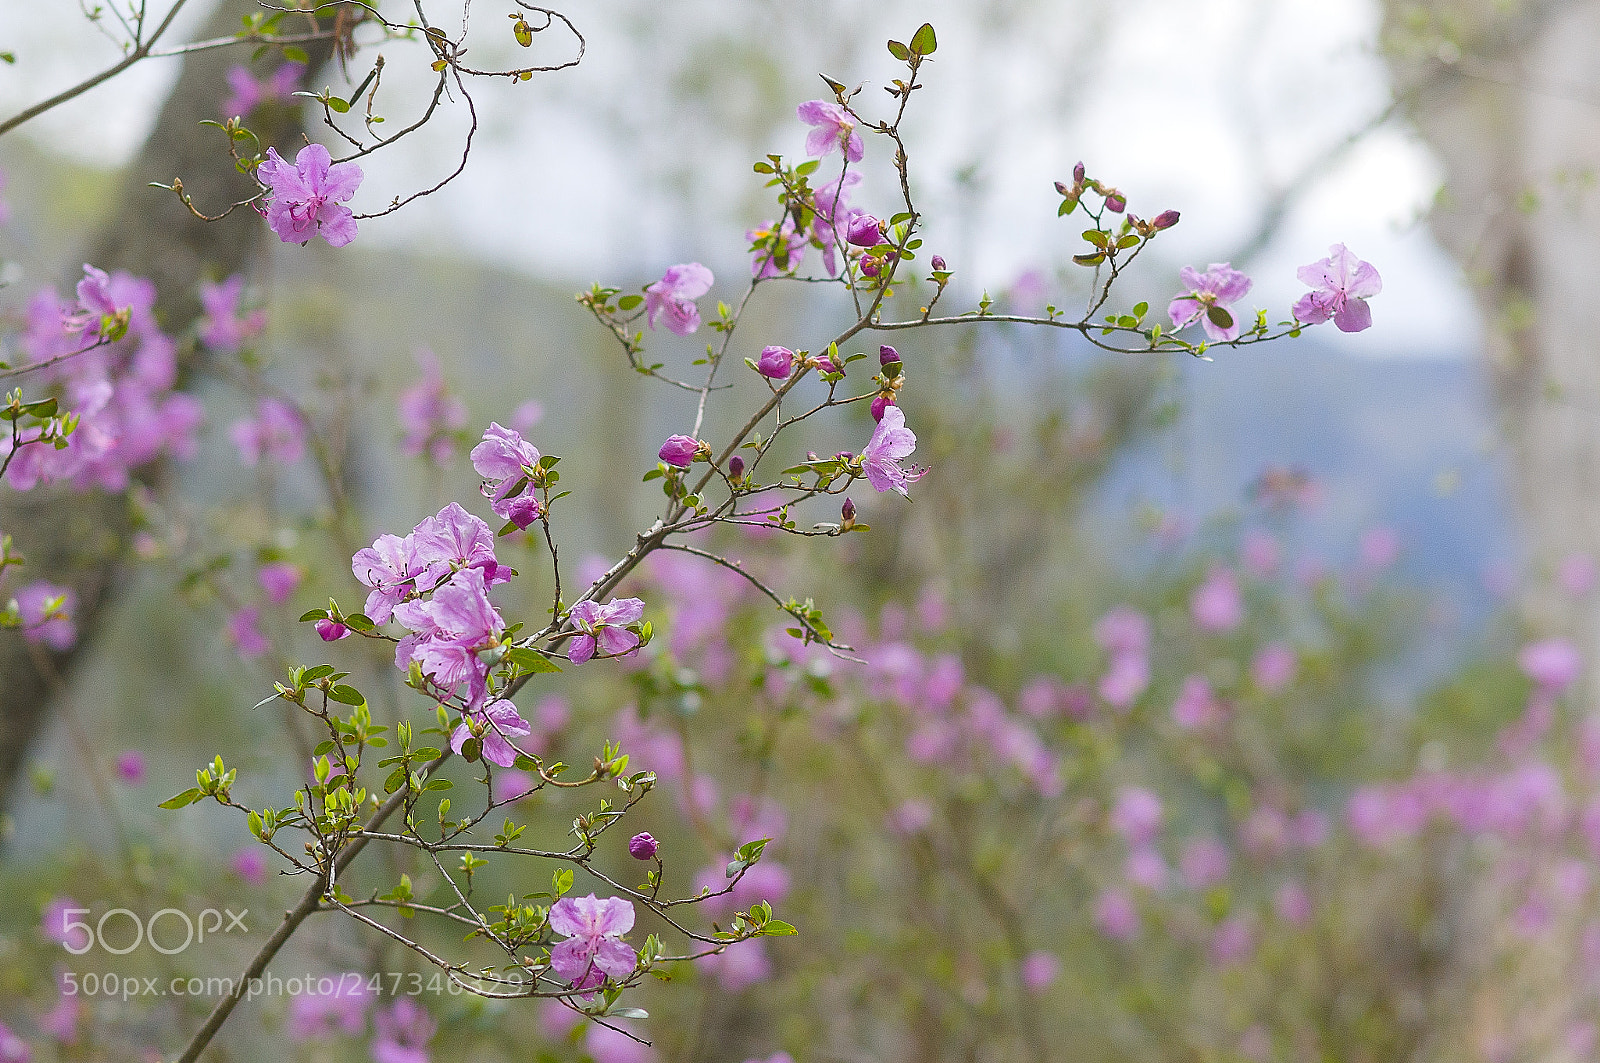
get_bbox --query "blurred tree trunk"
[0,1,340,816]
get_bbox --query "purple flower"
[39,972,80,1044]
[1275,881,1313,926]
[409,502,514,591]
[1210,916,1255,966]
[449,699,532,767]
[809,171,862,274]
[846,213,881,247]
[746,218,809,278]
[1098,652,1149,710]
[232,847,268,884]
[198,275,266,352]
[116,751,146,785]
[644,263,713,336]
[399,351,468,466]
[352,533,418,624]
[869,395,893,422]
[258,561,302,605]
[1171,675,1223,729]
[1520,638,1582,690]
[0,1022,29,1063]
[222,61,304,118]
[257,143,363,248]
[371,999,436,1063]
[1124,847,1169,890]
[227,606,270,660]
[879,344,900,366]
[658,434,701,468]
[287,976,370,1040]
[393,566,505,706]
[230,397,306,468]
[1168,263,1253,342]
[548,894,637,993]
[1020,951,1060,993]
[628,832,658,860]
[1251,642,1297,693]
[700,939,774,991]
[861,405,924,496]
[797,100,864,162]
[42,897,88,950]
[1179,837,1231,889]
[1094,889,1139,941]
[1190,566,1244,632]
[754,345,794,379]
[567,597,645,664]
[1094,606,1149,655]
[15,582,77,650]
[1293,243,1381,333]
[1110,786,1163,846]
[470,422,544,527]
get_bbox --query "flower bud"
[503,493,543,530]
[1054,180,1071,196]
[846,213,881,247]
[727,455,745,481]
[1104,192,1126,213]
[871,394,894,421]
[658,434,700,468]
[629,832,658,860]
[1151,209,1180,230]
[879,344,899,366]
[315,618,350,642]
[1073,161,1086,184]
[931,255,947,272]
[841,497,856,523]
[755,345,794,379]
[859,258,881,278]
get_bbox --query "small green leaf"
[886,39,910,61]
[1206,306,1234,330]
[158,788,203,809]
[281,45,309,63]
[328,684,365,706]
[910,23,937,55]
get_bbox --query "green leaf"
[618,294,643,311]
[1205,306,1234,330]
[158,788,203,809]
[326,96,351,113]
[328,684,365,706]
[886,39,910,61]
[282,45,309,63]
[761,919,798,935]
[910,23,937,55]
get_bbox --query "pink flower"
[492,769,534,804]
[1093,606,1149,655]
[658,434,701,468]
[198,276,266,352]
[1560,553,1598,597]
[1274,881,1313,926]
[746,218,808,278]
[861,405,925,496]
[1124,847,1169,890]
[257,143,362,248]
[1094,890,1139,941]
[1098,652,1149,710]
[1190,566,1244,632]
[0,1022,29,1063]
[287,976,370,1040]
[316,618,350,642]
[449,699,531,767]
[230,397,305,467]
[1168,263,1253,342]
[585,1022,657,1063]
[846,213,881,247]
[1251,642,1297,693]
[1519,638,1582,691]
[371,999,435,1063]
[42,897,88,950]
[1209,916,1255,966]
[227,606,270,660]
[797,100,864,162]
[628,833,658,860]
[39,971,80,1044]
[548,894,637,993]
[1020,951,1061,993]
[1171,674,1224,729]
[232,847,268,884]
[116,750,146,785]
[699,939,773,991]
[15,582,77,650]
[222,61,304,118]
[644,263,713,336]
[1293,243,1381,333]
[1358,526,1401,570]
[754,345,794,379]
[470,422,544,527]
[1179,837,1230,889]
[393,566,505,706]
[257,561,302,605]
[567,597,645,664]
[399,351,468,466]
[1110,787,1163,846]
[1241,528,1280,578]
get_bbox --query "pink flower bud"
[755,345,794,379]
[870,395,894,421]
[1072,161,1086,184]
[879,344,900,366]
[1104,192,1126,213]
[1054,180,1071,196]
[315,618,350,641]
[841,498,856,522]
[859,258,880,278]
[659,435,700,468]
[116,751,146,785]
[846,213,881,247]
[727,455,745,480]
[629,832,658,860]
[930,255,947,271]
[1152,209,1180,230]
[502,494,542,530]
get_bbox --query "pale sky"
[1,0,1478,356]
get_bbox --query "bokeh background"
[5,1,1600,1061]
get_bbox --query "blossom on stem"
[567,597,645,664]
[449,699,531,767]
[393,566,505,707]
[861,405,925,496]
[257,561,302,605]
[371,999,436,1063]
[548,894,637,993]
[746,218,808,278]
[221,61,304,118]
[1292,243,1381,333]
[230,397,306,468]
[257,143,363,248]
[644,263,713,335]
[470,422,544,527]
[658,435,701,468]
[227,606,270,660]
[15,582,77,650]
[398,351,469,466]
[797,100,864,162]
[197,275,266,352]
[755,345,794,379]
[1168,263,1252,342]
[629,832,658,860]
